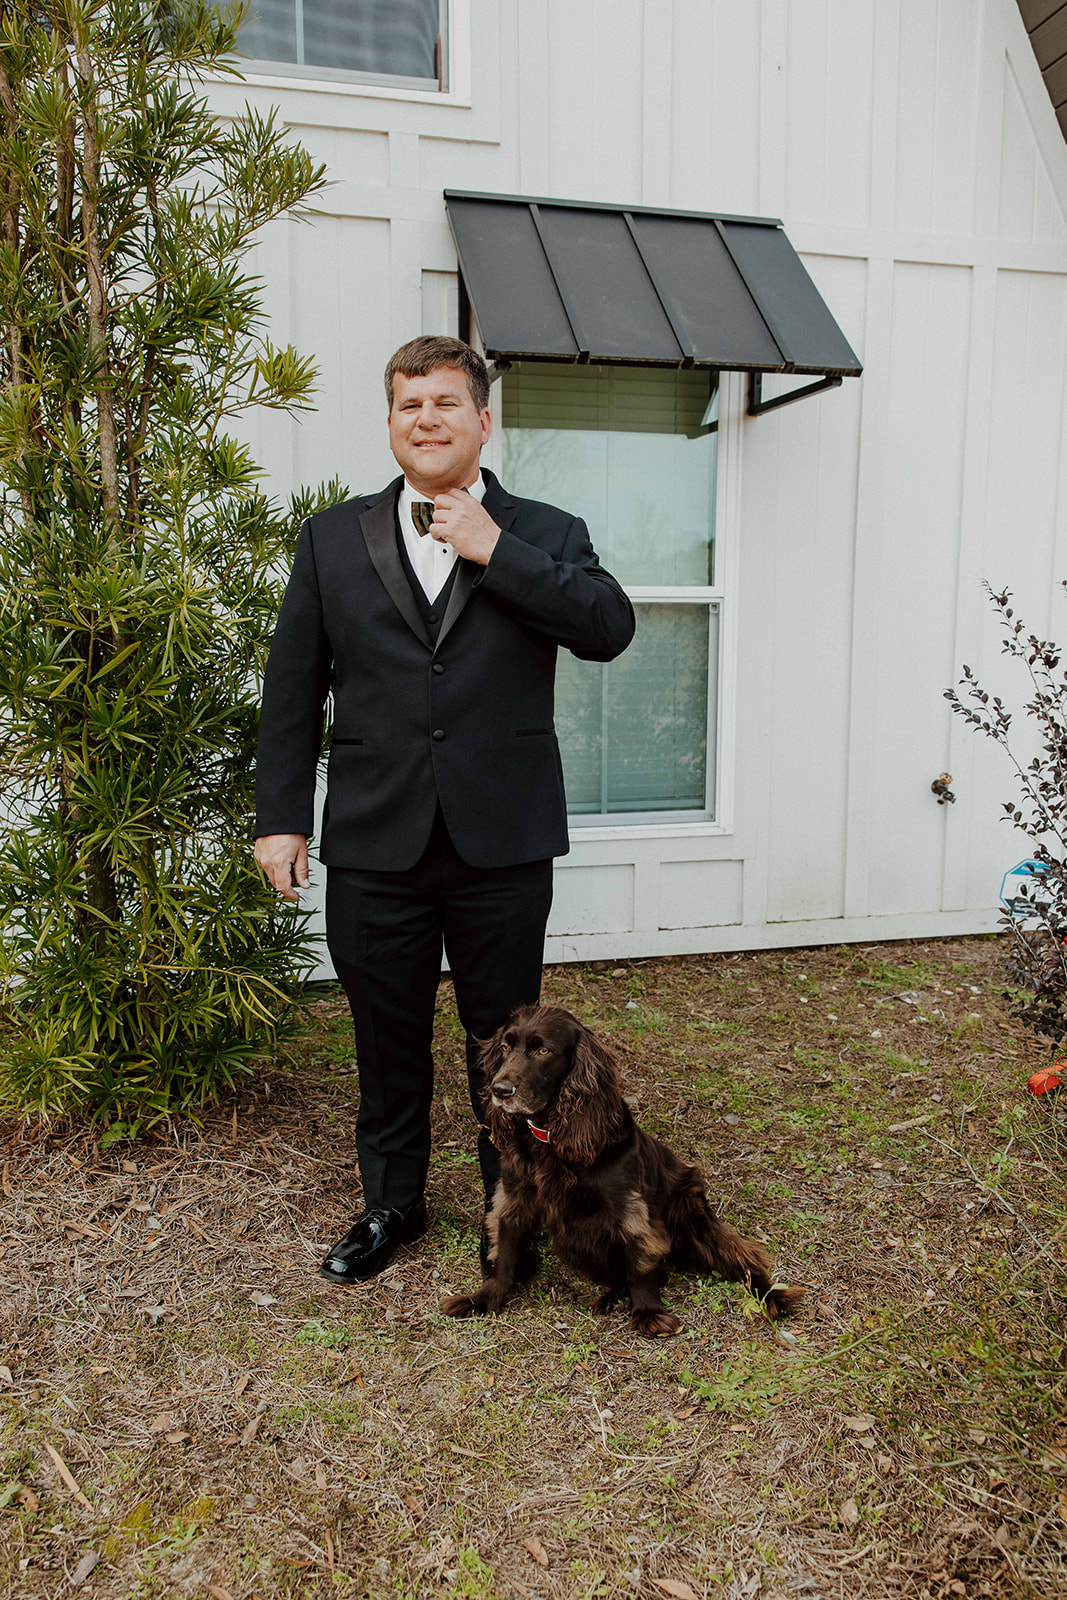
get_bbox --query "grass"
[1,936,1066,1598]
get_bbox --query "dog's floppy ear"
[478,1022,516,1151]
[550,1017,626,1165]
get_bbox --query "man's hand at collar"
[428,488,500,566]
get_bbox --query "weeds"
[294,1319,349,1349]
[3,936,1065,1598]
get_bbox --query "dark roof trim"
[446,187,783,228]
[1016,1,1067,139]
[444,190,862,388]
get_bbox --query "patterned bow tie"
[411,501,435,537]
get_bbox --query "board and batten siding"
[210,0,1067,970]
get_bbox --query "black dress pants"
[325,810,554,1213]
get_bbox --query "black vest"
[395,511,459,644]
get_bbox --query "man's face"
[387,365,491,494]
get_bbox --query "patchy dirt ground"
[2,936,1065,1600]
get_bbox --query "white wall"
[209,0,1067,967]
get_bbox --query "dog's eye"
[535,1047,551,1056]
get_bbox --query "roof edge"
[443,188,783,229]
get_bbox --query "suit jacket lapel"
[435,470,518,654]
[359,483,433,651]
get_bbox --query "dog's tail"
[668,1168,806,1319]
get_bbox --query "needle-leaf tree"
[0,0,337,1123]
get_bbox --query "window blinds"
[502,362,716,440]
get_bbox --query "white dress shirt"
[398,471,486,604]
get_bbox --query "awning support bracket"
[747,371,843,416]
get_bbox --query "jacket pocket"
[515,727,554,737]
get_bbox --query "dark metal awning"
[444,190,862,415]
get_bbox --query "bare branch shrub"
[946,584,1067,1047]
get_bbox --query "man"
[254,336,634,1283]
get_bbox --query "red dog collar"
[527,1120,550,1143]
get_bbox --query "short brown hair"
[384,336,490,413]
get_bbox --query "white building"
[211,0,1067,966]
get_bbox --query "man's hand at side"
[430,488,500,565]
[254,834,310,902]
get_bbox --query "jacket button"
[432,729,445,741]
[427,611,438,623]
[432,662,445,675]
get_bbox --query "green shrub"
[0,1,339,1119]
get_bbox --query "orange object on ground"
[1028,1064,1064,1096]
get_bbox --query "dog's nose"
[493,1082,516,1100]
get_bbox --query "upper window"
[502,362,720,824]
[232,0,446,90]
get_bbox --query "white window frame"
[222,0,472,107]
[563,590,721,831]
[485,364,745,843]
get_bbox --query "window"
[232,0,446,89]
[501,362,720,822]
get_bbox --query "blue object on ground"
[1000,858,1053,921]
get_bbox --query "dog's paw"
[439,1292,483,1318]
[630,1308,683,1338]
[591,1288,621,1316]
[764,1283,807,1319]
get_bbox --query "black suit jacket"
[254,470,635,870]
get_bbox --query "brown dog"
[441,1005,805,1336]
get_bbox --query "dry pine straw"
[1,935,1065,1600]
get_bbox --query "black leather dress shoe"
[319,1200,427,1284]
